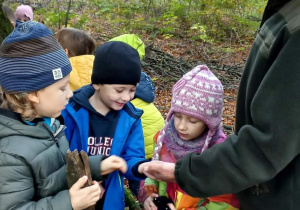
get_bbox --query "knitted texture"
[167,65,223,125]
[15,5,33,20]
[153,65,224,160]
[0,21,72,92]
[108,34,154,102]
[169,65,224,151]
[92,41,141,85]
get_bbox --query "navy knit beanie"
[92,41,141,86]
[0,21,72,92]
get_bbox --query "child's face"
[92,84,136,114]
[174,112,207,141]
[29,75,73,118]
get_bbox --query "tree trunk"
[65,0,72,27]
[0,1,14,43]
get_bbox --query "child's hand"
[144,193,158,210]
[138,161,148,174]
[101,155,127,175]
[69,176,101,210]
[167,203,176,210]
[98,181,105,199]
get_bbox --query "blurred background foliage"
[2,0,268,138]
[6,0,267,44]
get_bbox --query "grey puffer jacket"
[0,108,104,210]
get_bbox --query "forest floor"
[86,17,253,135]
[66,10,255,135]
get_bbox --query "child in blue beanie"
[0,21,127,210]
[62,41,148,210]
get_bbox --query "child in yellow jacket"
[56,27,96,91]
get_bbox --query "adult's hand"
[140,161,176,182]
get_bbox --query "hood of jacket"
[260,0,291,27]
[134,72,155,103]
[69,55,94,91]
[0,108,55,140]
[70,84,98,114]
[109,34,145,60]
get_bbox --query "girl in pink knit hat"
[15,5,33,26]
[139,65,240,210]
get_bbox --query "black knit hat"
[92,41,141,85]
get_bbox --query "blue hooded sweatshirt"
[62,85,146,210]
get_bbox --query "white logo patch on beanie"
[52,68,63,80]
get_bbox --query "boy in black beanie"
[62,41,148,210]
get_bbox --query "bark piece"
[66,150,95,210]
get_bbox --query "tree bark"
[0,1,14,43]
[66,150,95,210]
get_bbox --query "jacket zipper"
[42,123,66,148]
